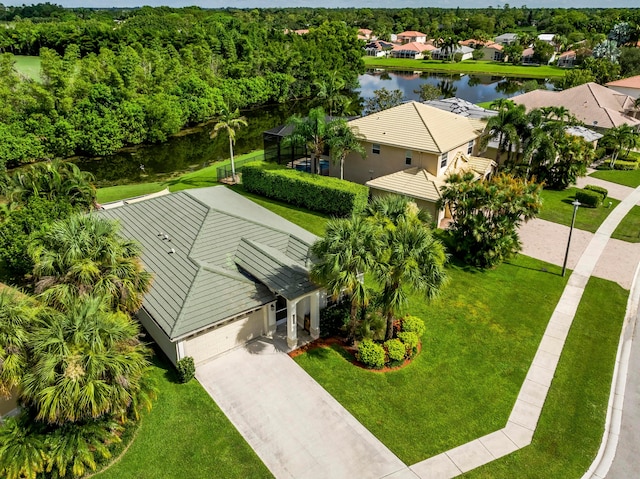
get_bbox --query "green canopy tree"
[28,214,152,314]
[311,215,379,344]
[210,104,247,183]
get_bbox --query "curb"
[581,260,640,479]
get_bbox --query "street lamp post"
[562,199,581,277]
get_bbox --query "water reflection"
[357,69,553,104]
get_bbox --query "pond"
[77,70,555,186]
[357,69,555,104]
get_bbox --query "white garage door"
[184,313,264,366]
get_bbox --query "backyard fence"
[216,151,264,180]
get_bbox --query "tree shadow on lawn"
[504,254,562,276]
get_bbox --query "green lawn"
[363,57,566,78]
[464,276,626,478]
[95,150,264,203]
[612,205,640,243]
[589,169,640,188]
[538,187,620,233]
[295,255,568,464]
[95,354,271,479]
[13,55,41,81]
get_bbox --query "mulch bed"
[288,336,419,372]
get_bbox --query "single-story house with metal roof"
[100,186,324,366]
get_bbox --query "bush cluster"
[357,316,426,368]
[384,339,406,363]
[397,331,419,355]
[584,184,608,201]
[319,301,350,338]
[575,189,602,208]
[401,316,426,337]
[613,160,638,170]
[177,356,196,383]
[357,339,386,369]
[242,162,369,217]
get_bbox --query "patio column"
[310,291,320,339]
[286,298,298,349]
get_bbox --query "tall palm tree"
[284,107,330,175]
[210,104,247,183]
[604,124,638,168]
[314,71,348,117]
[310,216,379,344]
[326,119,366,180]
[28,214,152,314]
[480,103,527,166]
[366,196,447,340]
[20,295,155,424]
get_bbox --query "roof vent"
[168,248,175,254]
[157,232,164,237]
[163,234,170,241]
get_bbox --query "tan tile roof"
[512,82,640,129]
[365,153,496,203]
[558,50,576,58]
[392,42,435,53]
[398,31,427,37]
[348,101,485,154]
[483,42,503,51]
[606,75,640,89]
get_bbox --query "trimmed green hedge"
[357,339,386,369]
[584,184,608,201]
[576,189,601,208]
[613,160,638,171]
[242,162,369,217]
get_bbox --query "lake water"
[79,70,554,186]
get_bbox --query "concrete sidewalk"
[196,339,411,479]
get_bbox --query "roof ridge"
[169,265,203,338]
[414,102,442,153]
[588,83,604,109]
[238,238,308,272]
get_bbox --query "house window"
[440,152,448,168]
[372,143,381,154]
[405,150,412,165]
[467,140,474,155]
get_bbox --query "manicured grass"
[363,57,566,78]
[97,183,165,204]
[95,354,271,479]
[464,276,627,478]
[612,205,640,243]
[295,255,568,464]
[13,55,41,81]
[229,184,329,237]
[476,101,493,109]
[590,169,640,188]
[538,187,620,233]
[95,150,264,203]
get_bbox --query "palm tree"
[210,104,247,183]
[366,196,447,340]
[20,295,155,424]
[604,124,638,168]
[28,214,152,314]
[314,71,348,116]
[480,103,527,166]
[310,216,379,344]
[284,107,330,175]
[326,120,366,180]
[0,416,46,479]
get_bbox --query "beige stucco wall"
[369,188,444,224]
[136,308,179,365]
[0,390,19,418]
[333,140,477,185]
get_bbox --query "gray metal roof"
[100,186,317,340]
[424,97,499,120]
[565,126,604,142]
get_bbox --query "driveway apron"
[196,339,410,479]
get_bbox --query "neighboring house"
[512,82,640,129]
[557,50,577,68]
[565,125,604,147]
[366,153,495,224]
[397,30,427,44]
[424,97,498,120]
[332,101,489,222]
[537,33,556,45]
[494,33,518,46]
[480,42,505,61]
[521,47,535,64]
[365,40,395,57]
[459,38,489,48]
[293,29,309,35]
[100,187,325,366]
[358,28,374,40]
[606,75,640,100]
[431,45,474,61]
[391,42,435,59]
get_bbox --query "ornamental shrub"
[402,315,426,337]
[357,339,385,369]
[397,331,419,355]
[177,356,196,383]
[613,160,637,170]
[385,339,406,363]
[242,162,368,216]
[584,184,608,201]
[319,301,349,337]
[575,189,601,208]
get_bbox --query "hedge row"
[584,184,608,201]
[576,189,601,208]
[241,162,369,217]
[613,160,638,171]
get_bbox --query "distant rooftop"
[424,97,498,120]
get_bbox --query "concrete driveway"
[196,339,411,479]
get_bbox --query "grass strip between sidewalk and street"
[538,188,620,233]
[589,170,640,189]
